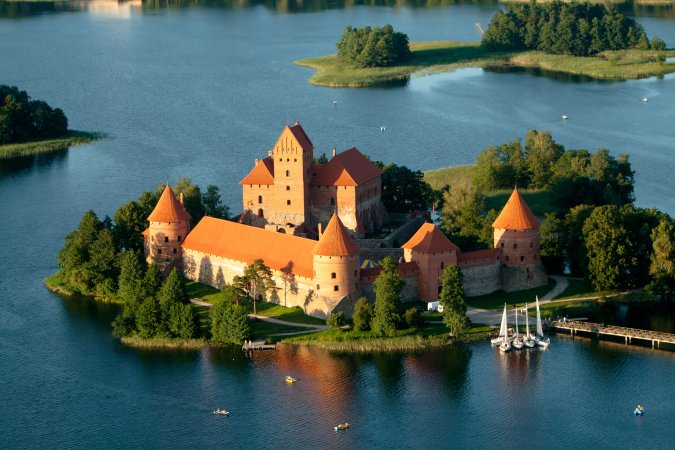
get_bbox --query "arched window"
[258,208,264,218]
[286,170,290,177]
[258,195,263,204]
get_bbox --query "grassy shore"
[120,336,209,350]
[0,130,103,159]
[44,273,123,304]
[295,41,675,87]
[282,323,494,352]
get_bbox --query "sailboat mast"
[515,306,519,337]
[536,296,544,337]
[525,303,530,336]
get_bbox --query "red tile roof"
[288,121,313,151]
[492,189,540,230]
[312,147,382,187]
[147,185,191,223]
[181,217,315,278]
[312,213,359,256]
[240,156,274,185]
[402,223,459,253]
[457,248,498,262]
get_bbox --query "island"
[46,123,674,351]
[296,2,675,87]
[0,85,101,159]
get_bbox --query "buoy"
[642,97,648,103]
[561,115,569,120]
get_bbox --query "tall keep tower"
[143,185,191,274]
[312,213,360,300]
[402,223,459,301]
[492,188,547,291]
[271,122,313,227]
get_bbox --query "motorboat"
[285,376,297,384]
[523,303,536,348]
[534,296,550,348]
[491,304,510,345]
[512,306,523,350]
[562,114,569,120]
[634,405,645,416]
[334,422,350,431]
[213,409,230,416]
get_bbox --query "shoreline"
[0,130,104,159]
[295,41,675,88]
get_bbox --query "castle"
[143,123,547,318]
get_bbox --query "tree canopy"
[438,266,469,336]
[372,257,404,337]
[0,85,68,144]
[481,1,654,56]
[337,24,411,68]
[377,162,437,213]
[211,301,250,345]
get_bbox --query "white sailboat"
[523,302,536,348]
[534,296,550,348]
[491,304,510,345]
[512,307,523,349]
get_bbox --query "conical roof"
[492,189,539,230]
[312,213,359,256]
[147,185,192,223]
[402,223,459,253]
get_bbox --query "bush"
[327,311,345,329]
[403,307,421,328]
[651,36,667,51]
[352,297,374,332]
[337,24,411,68]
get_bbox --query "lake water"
[1,2,674,448]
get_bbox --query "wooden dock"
[548,320,675,350]
[242,340,276,351]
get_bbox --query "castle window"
[501,243,504,248]
[258,195,263,204]
[530,242,534,248]
[286,186,290,191]
[294,158,297,162]
[331,272,336,279]
[330,197,335,206]
[287,158,290,162]
[164,236,169,243]
[286,170,290,177]
[173,248,177,255]
[316,284,320,290]
[334,285,339,291]
[354,270,358,277]
[505,255,509,261]
[258,208,264,218]
[513,243,518,249]
[178,236,181,242]
[520,256,525,262]
[287,200,291,205]
[440,262,444,270]
[158,249,162,255]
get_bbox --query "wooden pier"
[548,320,675,350]
[242,340,276,351]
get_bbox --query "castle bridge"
[548,320,675,351]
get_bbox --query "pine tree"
[142,263,163,300]
[136,297,160,338]
[157,268,188,312]
[117,250,146,309]
[648,219,675,295]
[372,257,404,337]
[239,259,275,314]
[352,297,374,332]
[211,302,250,345]
[438,266,470,337]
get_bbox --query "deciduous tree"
[372,257,404,337]
[438,266,469,336]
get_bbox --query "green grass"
[423,165,475,191]
[120,336,208,350]
[466,277,556,309]
[249,319,310,340]
[0,130,103,159]
[484,188,559,217]
[296,41,675,88]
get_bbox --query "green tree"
[56,210,104,295]
[327,311,345,329]
[336,24,410,68]
[136,297,160,338]
[142,263,163,300]
[221,282,249,305]
[238,259,276,314]
[117,250,146,308]
[169,303,197,339]
[211,301,250,345]
[202,185,230,219]
[403,307,421,329]
[157,268,188,312]
[172,178,204,225]
[438,266,469,336]
[372,257,404,337]
[379,163,436,213]
[540,213,564,273]
[352,297,374,332]
[279,261,298,307]
[647,219,675,295]
[582,205,637,290]
[440,180,492,250]
[525,130,563,188]
[113,200,147,251]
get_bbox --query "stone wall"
[462,260,501,297]
[500,263,548,293]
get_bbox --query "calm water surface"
[1,2,674,448]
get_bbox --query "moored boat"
[512,306,523,349]
[534,296,550,348]
[523,303,536,348]
[334,422,350,431]
[213,409,230,416]
[492,304,510,346]
[285,375,297,384]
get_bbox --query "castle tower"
[312,213,360,300]
[492,188,547,291]
[271,122,314,227]
[143,185,191,274]
[492,188,541,265]
[402,223,459,301]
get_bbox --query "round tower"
[312,213,360,299]
[492,188,541,266]
[144,185,192,274]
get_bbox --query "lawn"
[423,165,475,191]
[249,319,310,340]
[466,277,556,309]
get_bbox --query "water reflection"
[484,65,619,85]
[0,147,69,177]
